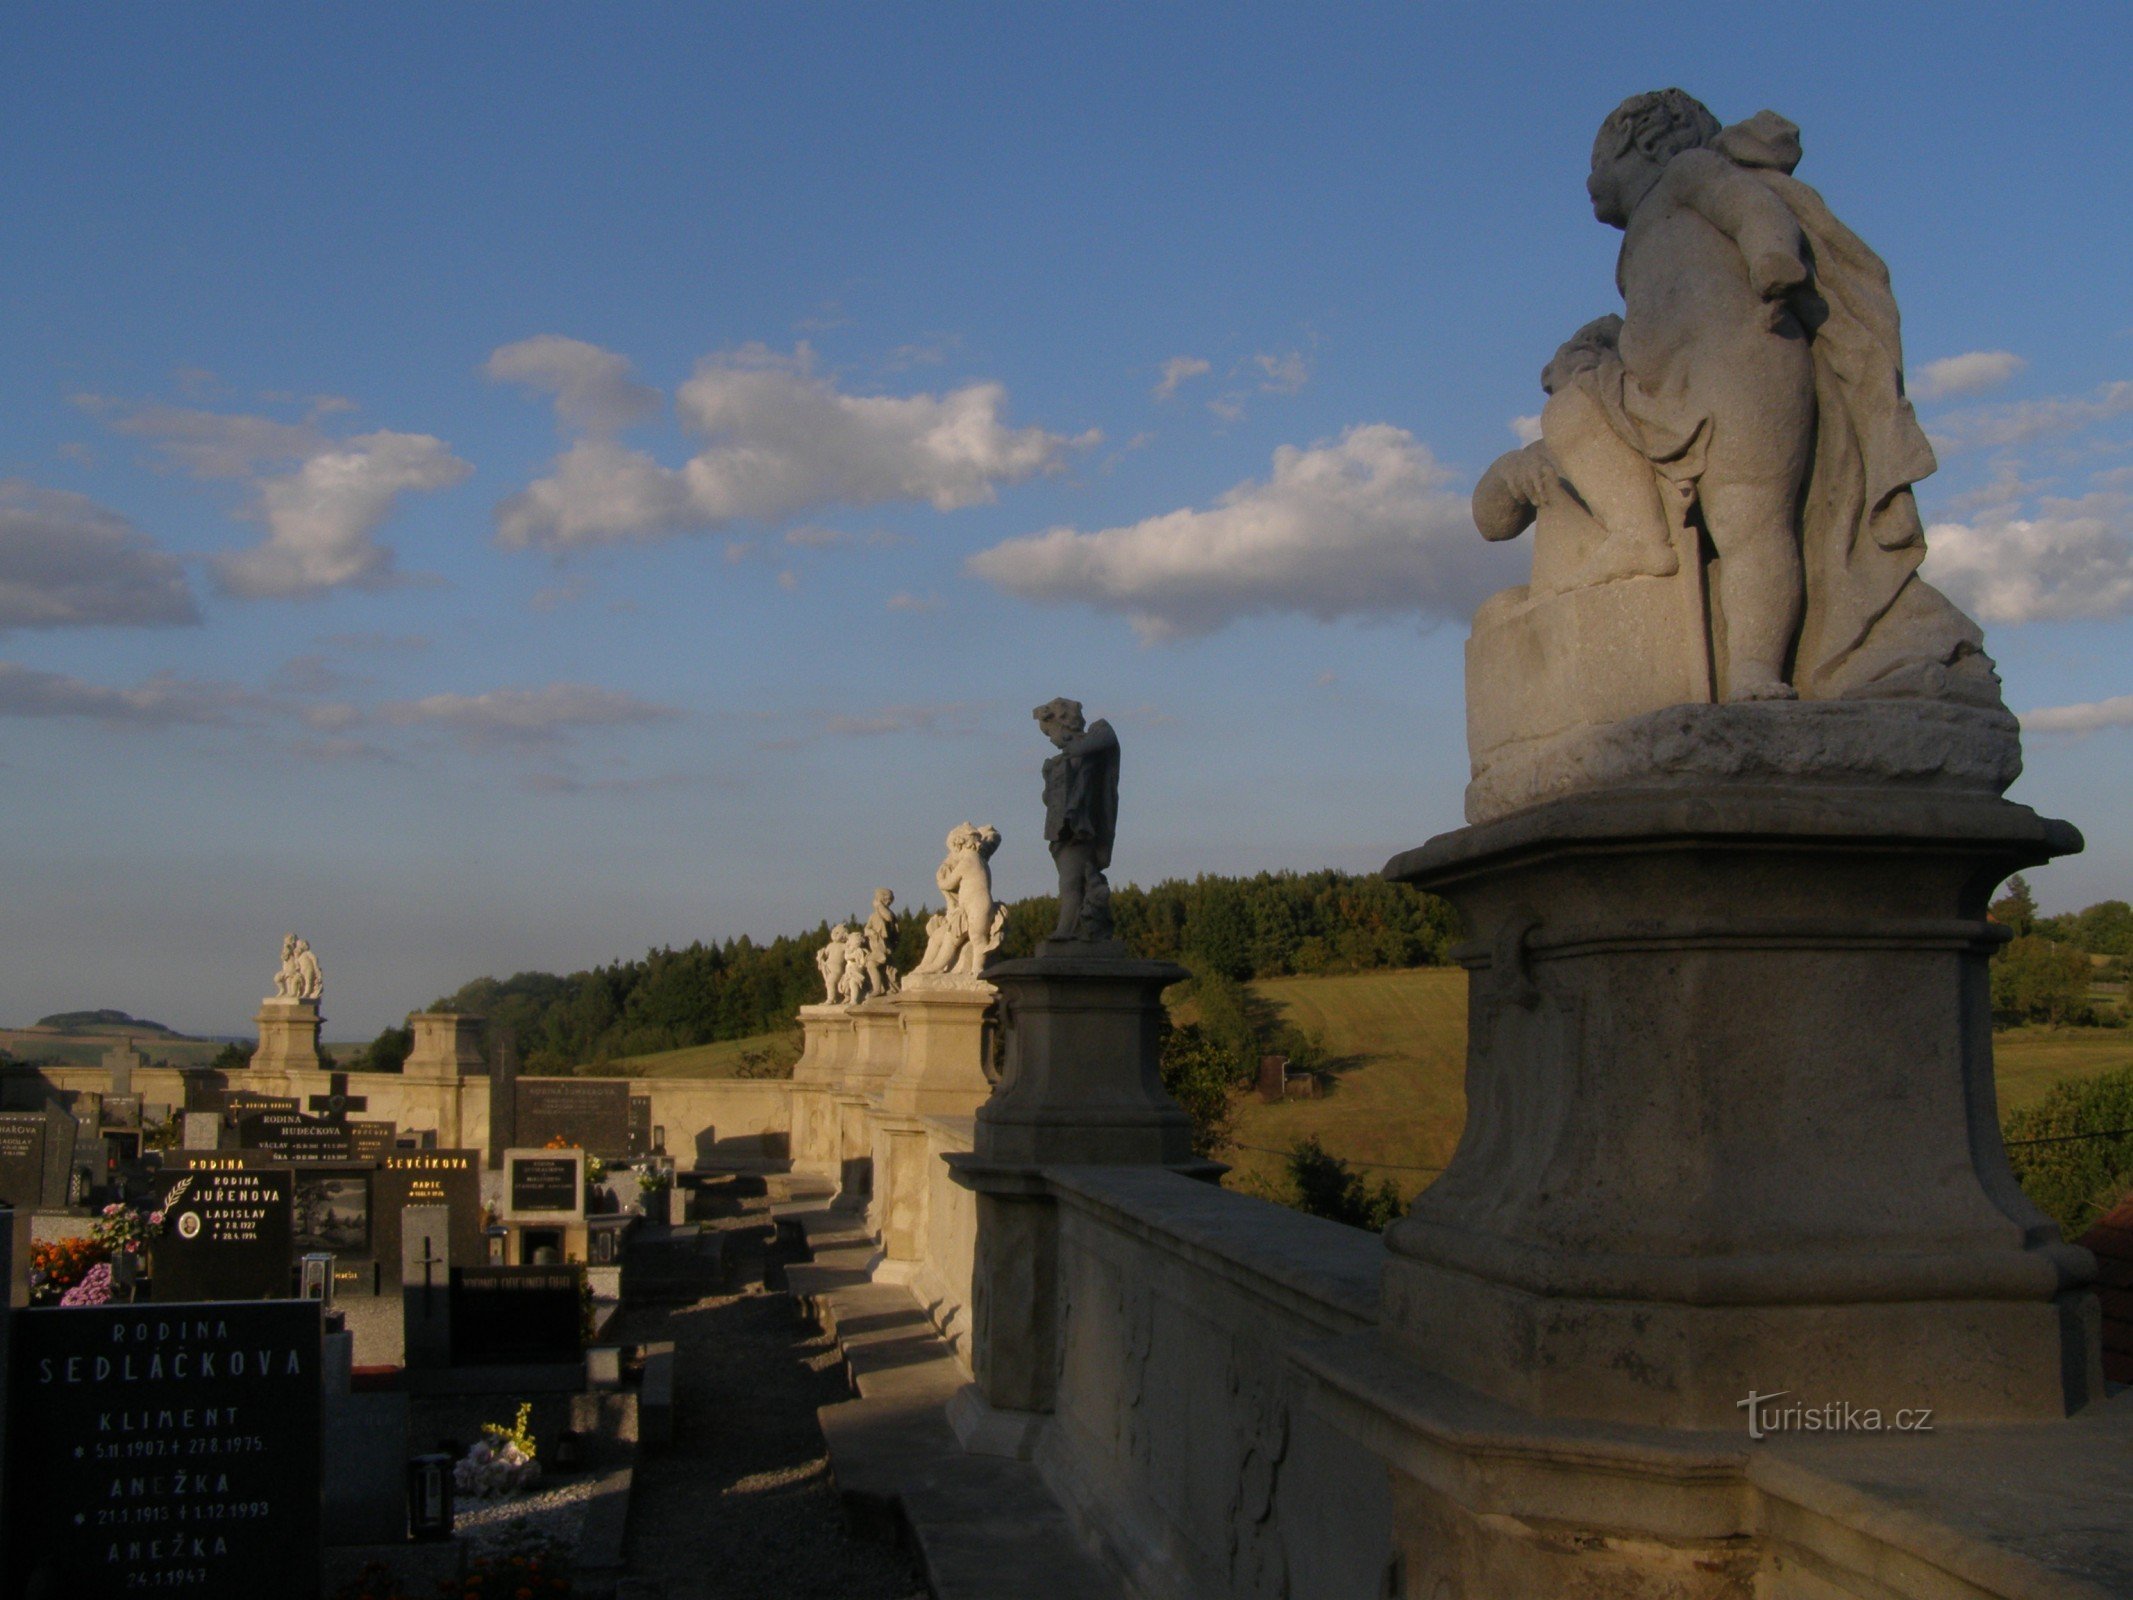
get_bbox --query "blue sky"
[5,4,2131,1036]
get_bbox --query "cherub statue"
[1473,90,1996,708]
[1035,698,1119,942]
[836,927,871,1006]
[290,937,323,1002]
[859,888,899,997]
[272,934,300,999]
[815,923,854,1005]
[912,823,1007,981]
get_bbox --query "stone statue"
[911,823,1007,983]
[860,888,900,997]
[1461,91,2011,820]
[271,933,323,1003]
[836,926,871,1006]
[1035,698,1118,942]
[815,924,854,1005]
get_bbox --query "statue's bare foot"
[1579,536,1680,585]
[1729,675,1798,703]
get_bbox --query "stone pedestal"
[825,999,905,1212]
[870,982,996,1268]
[948,943,1215,1436]
[403,1012,485,1076]
[1373,783,2099,1432]
[252,997,324,1083]
[790,1006,856,1181]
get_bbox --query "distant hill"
[31,1010,182,1036]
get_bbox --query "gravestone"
[400,1205,452,1367]
[0,1108,77,1211]
[3,1300,321,1600]
[182,1111,223,1152]
[517,1078,631,1160]
[151,1166,294,1301]
[448,1264,583,1366]
[222,1091,297,1128]
[101,1094,142,1130]
[348,1120,396,1162]
[372,1151,482,1289]
[291,1168,372,1263]
[305,1071,368,1125]
[505,1149,586,1223]
[238,1109,356,1163]
[0,1115,47,1211]
[102,1039,141,1096]
[629,1094,653,1158]
[183,1074,229,1114]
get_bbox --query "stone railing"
[1039,1166,1393,1600]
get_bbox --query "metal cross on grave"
[307,1072,369,1126]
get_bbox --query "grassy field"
[0,1028,237,1070]
[1221,969,1468,1206]
[1993,1025,2133,1111]
[582,1028,802,1080]
[1217,969,2133,1206]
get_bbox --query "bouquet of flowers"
[453,1403,541,1499]
[28,1236,107,1304]
[60,1262,115,1307]
[91,1200,163,1259]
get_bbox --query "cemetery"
[3,63,2131,1600]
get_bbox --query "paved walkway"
[611,1205,928,1600]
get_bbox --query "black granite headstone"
[238,1110,358,1164]
[150,1167,294,1301]
[3,1299,321,1600]
[372,1151,482,1288]
[448,1264,583,1366]
[516,1079,631,1160]
[628,1094,652,1158]
[183,1074,229,1114]
[0,1115,46,1212]
[487,1028,520,1171]
[508,1154,582,1216]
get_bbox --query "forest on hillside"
[336,870,1461,1075]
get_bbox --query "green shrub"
[2004,1064,2133,1238]
[1286,1136,1402,1232]
[1991,935,2097,1026]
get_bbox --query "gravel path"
[610,1205,927,1600]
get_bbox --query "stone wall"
[1036,1167,1394,1600]
[0,1064,791,1161]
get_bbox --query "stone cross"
[307,1072,368,1126]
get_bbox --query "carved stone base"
[1467,696,2021,825]
[253,998,323,1078]
[1382,783,2099,1430]
[881,983,996,1117]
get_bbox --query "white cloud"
[492,439,695,551]
[79,396,470,600]
[0,661,252,726]
[80,397,322,479]
[0,481,199,631]
[968,424,1512,641]
[885,591,943,612]
[1152,356,1211,401]
[1913,350,2026,402]
[1922,490,2133,624]
[215,431,471,599]
[1254,350,1310,394]
[1510,414,1543,446]
[493,341,1085,550]
[1928,380,2133,453]
[381,683,679,746]
[2021,695,2133,736]
[484,335,661,433]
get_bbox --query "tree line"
[1990,877,2131,1029]
[326,871,1457,1075]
